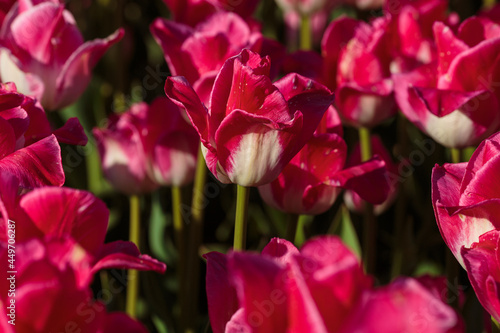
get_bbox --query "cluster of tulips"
[1,0,500,332]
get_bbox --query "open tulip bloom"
[432,132,500,321]
[165,49,334,187]
[0,0,124,110]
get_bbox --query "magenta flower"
[258,77,390,214]
[322,16,397,128]
[0,0,124,110]
[0,82,86,188]
[0,238,149,333]
[151,12,284,103]
[165,49,334,187]
[432,132,500,321]
[394,17,500,148]
[93,97,199,194]
[204,236,461,332]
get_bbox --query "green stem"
[234,185,251,251]
[492,316,500,333]
[358,127,376,274]
[359,127,372,162]
[294,215,311,247]
[184,146,207,331]
[285,214,300,243]
[300,15,312,51]
[450,148,461,164]
[172,186,184,256]
[126,195,140,318]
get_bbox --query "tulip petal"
[433,21,469,75]
[53,28,124,110]
[92,241,166,273]
[0,134,64,188]
[214,109,302,186]
[103,313,148,333]
[228,251,288,332]
[0,116,16,158]
[261,237,299,264]
[328,156,390,205]
[204,251,239,333]
[19,187,109,255]
[462,230,500,322]
[52,117,88,145]
[149,18,199,82]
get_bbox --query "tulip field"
[1,0,500,332]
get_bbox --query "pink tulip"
[93,97,198,194]
[204,236,461,332]
[258,79,390,214]
[0,172,166,276]
[432,132,500,321]
[394,17,500,148]
[322,16,397,128]
[0,238,148,333]
[0,82,86,188]
[343,135,399,215]
[151,12,285,104]
[165,49,334,187]
[0,0,124,110]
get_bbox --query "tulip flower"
[93,97,198,194]
[0,172,166,276]
[204,236,462,332]
[322,16,397,128]
[0,0,124,110]
[165,49,334,187]
[394,17,500,148]
[0,238,149,333]
[343,135,399,215]
[432,132,500,321]
[151,12,285,104]
[258,78,390,215]
[0,82,86,188]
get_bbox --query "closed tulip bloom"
[322,16,397,128]
[93,97,198,194]
[165,49,334,187]
[0,0,124,110]
[394,18,500,148]
[258,82,390,215]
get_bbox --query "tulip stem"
[358,126,376,274]
[184,146,207,331]
[171,185,187,329]
[285,213,300,243]
[126,195,141,318]
[492,316,500,333]
[450,148,461,164]
[300,15,312,51]
[234,185,251,251]
[359,127,372,162]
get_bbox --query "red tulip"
[151,12,284,104]
[93,97,198,194]
[0,82,86,188]
[204,236,461,332]
[394,17,500,148]
[0,238,148,333]
[165,49,334,186]
[432,132,500,321]
[0,0,124,110]
[322,16,397,128]
[258,79,390,214]
[0,172,166,275]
